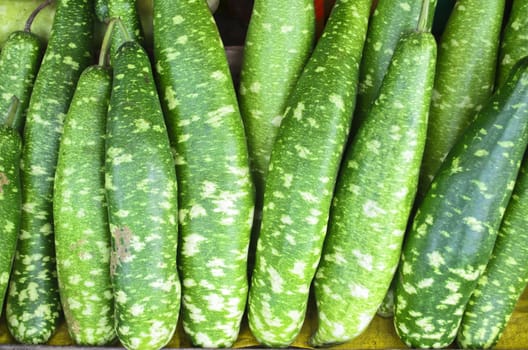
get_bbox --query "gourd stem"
[25,0,53,33]
[417,0,430,32]
[99,18,119,67]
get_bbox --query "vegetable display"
[1,1,528,349]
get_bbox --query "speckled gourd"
[353,0,437,319]
[0,31,42,133]
[0,100,22,319]
[418,0,505,196]
[457,164,528,348]
[353,0,437,131]
[107,0,143,58]
[153,0,254,347]
[53,66,115,346]
[456,82,528,348]
[105,40,180,350]
[6,0,93,344]
[394,55,528,349]
[239,0,315,197]
[496,0,528,88]
[238,0,315,275]
[247,0,372,346]
[311,25,437,347]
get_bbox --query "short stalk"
[24,0,53,32]
[418,0,430,32]
[99,18,119,66]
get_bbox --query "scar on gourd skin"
[61,296,81,336]
[69,239,88,252]
[0,173,9,193]
[110,226,133,275]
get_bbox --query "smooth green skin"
[418,0,505,197]
[496,0,528,88]
[53,66,115,346]
[353,0,437,132]
[106,41,180,350]
[0,31,42,133]
[247,0,372,347]
[0,0,56,47]
[153,1,254,347]
[6,0,93,344]
[0,127,22,317]
[456,158,528,348]
[108,0,144,59]
[394,57,528,349]
[239,0,315,197]
[311,32,437,347]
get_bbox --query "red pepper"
[315,0,326,37]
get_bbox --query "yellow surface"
[1,287,527,348]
